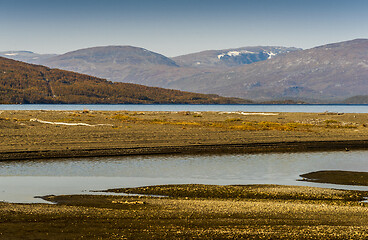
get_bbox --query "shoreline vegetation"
[1,110,368,160]
[2,110,368,238]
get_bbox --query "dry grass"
[110,112,360,132]
[1,111,368,155]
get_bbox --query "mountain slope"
[341,95,368,104]
[0,57,249,104]
[167,39,368,102]
[38,46,180,82]
[172,46,300,68]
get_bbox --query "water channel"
[1,150,368,203]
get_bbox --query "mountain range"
[1,39,367,103]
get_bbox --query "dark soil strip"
[300,170,368,186]
[1,140,368,161]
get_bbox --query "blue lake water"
[1,150,368,203]
[0,104,368,113]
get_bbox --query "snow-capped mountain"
[166,39,368,102]
[172,46,301,68]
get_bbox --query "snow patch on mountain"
[4,53,19,56]
[267,51,276,59]
[218,50,257,59]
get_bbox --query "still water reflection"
[1,150,368,203]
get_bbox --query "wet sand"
[1,184,368,239]
[301,170,368,186]
[1,110,368,160]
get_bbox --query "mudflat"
[1,110,368,160]
[301,170,368,186]
[1,184,368,239]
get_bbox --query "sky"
[1,0,367,56]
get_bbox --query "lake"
[0,104,368,113]
[1,150,368,203]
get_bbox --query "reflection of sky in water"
[1,150,368,203]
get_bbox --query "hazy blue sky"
[1,0,367,56]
